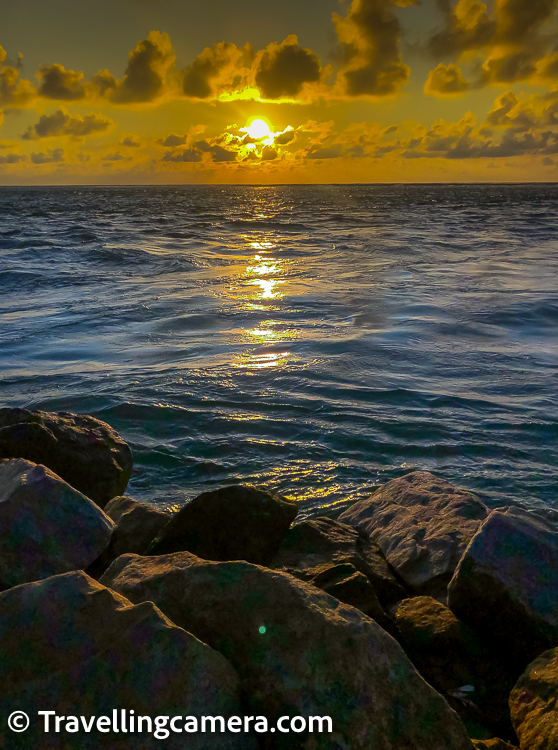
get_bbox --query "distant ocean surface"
[1,183,557,518]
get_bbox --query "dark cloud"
[30,148,64,164]
[255,36,321,99]
[120,135,141,147]
[333,0,411,97]
[424,62,470,96]
[428,0,495,57]
[22,109,114,140]
[159,133,187,147]
[183,42,253,99]
[36,64,85,100]
[307,144,344,159]
[274,129,296,145]
[161,148,202,162]
[261,145,278,160]
[111,31,175,103]
[103,152,126,161]
[0,152,26,163]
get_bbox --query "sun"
[246,119,272,141]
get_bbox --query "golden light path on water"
[217,229,349,510]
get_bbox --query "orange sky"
[1,0,557,183]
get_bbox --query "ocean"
[0,183,557,518]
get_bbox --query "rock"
[338,471,488,600]
[148,485,298,566]
[88,496,172,578]
[448,507,558,670]
[310,562,393,632]
[0,459,114,588]
[0,570,251,749]
[271,516,406,609]
[395,596,515,738]
[101,551,475,750]
[472,740,518,749]
[0,408,133,507]
[509,647,558,750]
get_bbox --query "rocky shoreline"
[0,407,556,749]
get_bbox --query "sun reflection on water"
[225,233,300,370]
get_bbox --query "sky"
[1,0,557,183]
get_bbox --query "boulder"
[101,551,475,750]
[473,741,518,749]
[509,647,558,750]
[0,408,133,507]
[148,485,298,566]
[88,496,171,578]
[271,516,406,609]
[395,596,515,738]
[448,507,558,669]
[338,471,488,600]
[0,459,114,588]
[0,571,251,749]
[310,562,393,632]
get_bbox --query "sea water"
[0,183,557,517]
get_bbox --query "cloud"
[274,129,296,145]
[0,63,36,107]
[424,63,470,96]
[36,64,86,100]
[22,109,115,140]
[30,148,64,164]
[254,36,322,99]
[159,133,187,147]
[103,151,127,161]
[0,152,26,164]
[162,148,202,162]
[120,135,141,147]
[427,0,558,87]
[107,31,176,103]
[261,145,278,160]
[428,0,496,57]
[332,0,411,97]
[183,42,253,99]
[307,144,344,159]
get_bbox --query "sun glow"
[246,119,272,140]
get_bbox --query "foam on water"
[0,184,557,517]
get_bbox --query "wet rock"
[0,570,251,749]
[271,516,406,609]
[338,471,488,600]
[0,408,133,507]
[395,596,515,738]
[509,647,558,750]
[101,551,475,750]
[0,459,114,588]
[148,485,298,566]
[448,507,558,669]
[472,740,518,749]
[87,496,172,578]
[310,562,393,631]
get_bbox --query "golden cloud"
[36,64,86,100]
[424,63,470,96]
[254,36,323,99]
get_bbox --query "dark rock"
[0,570,251,749]
[87,496,172,578]
[310,562,393,632]
[271,516,406,609]
[0,459,114,588]
[338,471,488,600]
[509,647,558,750]
[101,551,475,750]
[395,596,515,739]
[448,507,558,670]
[0,408,133,507]
[148,485,298,566]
